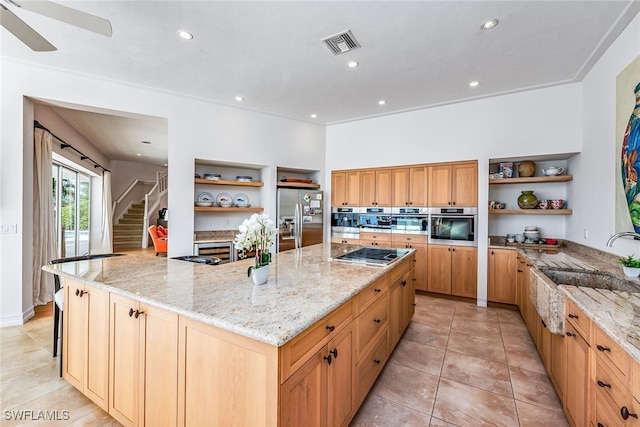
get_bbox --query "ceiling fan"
[0,0,112,52]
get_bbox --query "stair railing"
[112,179,153,222]
[142,169,168,248]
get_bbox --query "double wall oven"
[331,207,362,241]
[428,207,477,247]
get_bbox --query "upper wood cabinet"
[360,169,392,207]
[392,167,427,207]
[331,171,360,206]
[428,162,478,207]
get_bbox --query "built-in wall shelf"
[195,178,264,187]
[194,206,264,212]
[489,209,572,215]
[276,181,321,189]
[489,175,573,185]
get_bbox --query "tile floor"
[1,291,568,426]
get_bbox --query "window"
[52,163,91,257]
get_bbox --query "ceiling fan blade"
[0,4,56,51]
[9,0,112,37]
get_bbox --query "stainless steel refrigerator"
[277,189,324,252]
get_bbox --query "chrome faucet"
[606,232,640,247]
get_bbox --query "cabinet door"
[428,165,452,207]
[388,280,403,347]
[142,303,179,427]
[451,162,478,207]
[85,285,110,410]
[392,168,410,207]
[539,319,552,370]
[409,166,427,206]
[109,293,141,427]
[427,245,452,294]
[550,332,566,401]
[400,270,415,330]
[565,322,590,427]
[331,172,346,207]
[375,170,393,207]
[280,348,325,427]
[359,170,376,207]
[412,243,428,292]
[344,171,360,206]
[488,249,516,304]
[327,324,355,427]
[63,282,87,392]
[451,246,477,298]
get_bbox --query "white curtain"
[33,128,57,305]
[99,170,113,253]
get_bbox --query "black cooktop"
[333,247,410,266]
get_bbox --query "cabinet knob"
[324,355,332,365]
[566,332,575,337]
[402,280,407,287]
[596,344,611,353]
[452,201,456,206]
[374,359,381,365]
[597,423,604,427]
[326,325,335,332]
[129,308,135,317]
[134,310,144,319]
[330,348,338,359]
[568,313,578,319]
[596,380,611,389]
[452,248,455,252]
[374,288,381,293]
[621,406,638,420]
[373,319,381,324]
[541,319,547,328]
[517,269,523,273]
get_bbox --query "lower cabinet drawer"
[566,300,591,342]
[593,387,640,427]
[595,353,633,412]
[594,326,632,385]
[356,330,388,405]
[356,295,388,359]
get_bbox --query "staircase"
[113,202,146,251]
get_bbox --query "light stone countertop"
[43,243,414,347]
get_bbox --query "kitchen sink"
[539,267,640,293]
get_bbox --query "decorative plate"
[216,192,233,207]
[236,175,253,182]
[204,173,221,180]
[195,201,214,207]
[197,192,214,202]
[233,193,250,207]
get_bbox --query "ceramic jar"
[517,190,538,209]
[518,161,536,177]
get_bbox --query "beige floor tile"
[389,339,446,376]
[515,399,569,427]
[432,378,519,427]
[65,408,122,427]
[1,344,57,382]
[351,394,431,427]
[441,350,513,398]
[429,416,458,426]
[413,310,454,329]
[453,303,499,321]
[446,328,507,363]
[370,362,439,415]
[450,315,501,337]
[403,321,451,349]
[509,366,563,411]
[503,341,546,375]
[1,361,67,410]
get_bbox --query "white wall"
[0,59,325,325]
[568,12,640,255]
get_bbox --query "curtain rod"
[34,120,110,173]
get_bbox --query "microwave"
[429,207,477,246]
[391,207,429,234]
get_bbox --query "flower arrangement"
[619,254,640,268]
[234,213,278,268]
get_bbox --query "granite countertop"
[491,237,640,363]
[43,243,413,347]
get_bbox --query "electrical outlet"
[0,224,18,234]
[584,228,588,239]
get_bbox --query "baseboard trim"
[0,306,35,327]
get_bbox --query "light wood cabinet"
[63,280,109,411]
[392,167,427,207]
[428,162,478,207]
[359,232,392,248]
[389,269,414,349]
[391,234,427,291]
[551,332,566,401]
[427,245,477,298]
[331,237,361,245]
[332,171,360,207]
[487,249,516,304]
[565,306,591,427]
[360,169,392,207]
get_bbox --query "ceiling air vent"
[321,30,361,55]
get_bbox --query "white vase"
[251,264,269,285]
[623,266,640,277]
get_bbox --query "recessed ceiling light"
[235,96,244,102]
[140,140,152,144]
[177,30,193,40]
[310,114,318,118]
[480,19,498,30]
[469,81,480,87]
[378,100,386,105]
[136,153,142,156]
[347,61,359,68]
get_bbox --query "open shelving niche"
[488,155,576,239]
[275,166,322,189]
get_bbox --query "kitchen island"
[44,243,416,427]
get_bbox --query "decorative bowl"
[195,201,214,207]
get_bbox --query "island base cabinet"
[280,323,355,427]
[177,317,279,427]
[63,280,109,411]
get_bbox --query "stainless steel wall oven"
[391,207,429,235]
[429,207,477,246]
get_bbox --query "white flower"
[233,213,278,262]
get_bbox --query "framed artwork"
[615,55,640,233]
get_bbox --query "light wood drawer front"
[566,300,591,342]
[595,352,634,411]
[331,237,360,245]
[594,327,632,384]
[594,387,640,427]
[356,277,389,315]
[360,233,391,243]
[389,257,413,285]
[280,301,353,383]
[390,234,427,244]
[356,296,388,359]
[356,330,388,405]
